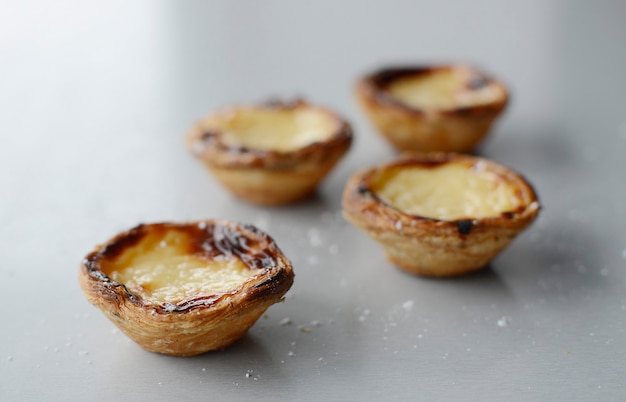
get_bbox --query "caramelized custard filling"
[386,69,504,110]
[102,227,260,305]
[110,255,255,304]
[371,163,521,220]
[208,108,338,152]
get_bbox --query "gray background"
[1,0,625,400]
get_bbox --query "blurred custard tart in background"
[342,153,540,277]
[78,220,294,356]
[356,65,508,153]
[186,100,352,206]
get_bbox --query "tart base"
[88,291,277,356]
[186,100,352,206]
[79,221,294,356]
[357,96,498,153]
[342,154,539,277]
[344,211,516,277]
[356,65,508,154]
[202,154,343,206]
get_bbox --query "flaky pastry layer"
[342,153,539,277]
[186,100,352,205]
[356,65,508,153]
[79,220,294,356]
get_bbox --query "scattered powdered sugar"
[395,220,403,231]
[288,341,297,357]
[198,221,207,230]
[279,317,292,326]
[298,326,311,333]
[307,228,322,247]
[473,160,487,172]
[245,370,259,380]
[402,300,414,311]
[497,316,510,328]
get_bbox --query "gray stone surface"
[1,1,625,400]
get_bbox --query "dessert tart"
[342,153,539,277]
[79,220,294,356]
[186,99,352,206]
[356,65,508,153]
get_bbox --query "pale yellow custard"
[110,255,255,304]
[210,108,337,152]
[387,69,503,110]
[105,230,257,304]
[372,163,521,220]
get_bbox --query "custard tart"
[186,100,352,206]
[356,65,508,153]
[79,220,294,356]
[342,153,539,277]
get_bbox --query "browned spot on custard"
[368,66,436,88]
[456,220,474,235]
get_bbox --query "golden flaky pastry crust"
[356,65,508,153]
[79,221,294,356]
[342,154,540,277]
[186,100,352,206]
